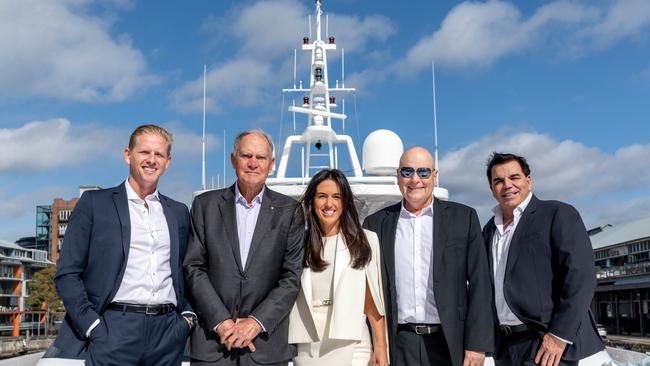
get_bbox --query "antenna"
[201,64,207,190]
[293,49,297,89]
[326,14,329,39]
[432,61,440,187]
[341,48,345,88]
[308,15,312,40]
[223,130,227,188]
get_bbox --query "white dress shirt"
[112,179,175,306]
[234,183,264,270]
[395,201,440,324]
[491,192,571,344]
[87,180,176,337]
[214,182,265,332]
[491,192,532,326]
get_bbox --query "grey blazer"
[184,184,305,364]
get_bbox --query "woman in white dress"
[289,169,388,366]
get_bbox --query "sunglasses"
[398,167,434,179]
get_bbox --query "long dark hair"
[300,169,371,272]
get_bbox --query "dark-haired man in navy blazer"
[46,125,194,366]
[483,152,603,366]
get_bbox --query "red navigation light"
[303,97,310,105]
[328,36,335,44]
[329,97,335,104]
[303,37,309,44]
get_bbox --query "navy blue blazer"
[482,194,603,361]
[52,183,190,358]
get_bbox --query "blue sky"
[1,0,649,241]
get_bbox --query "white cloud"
[397,0,650,74]
[169,59,276,114]
[0,185,71,241]
[203,0,395,59]
[161,121,221,157]
[206,0,308,60]
[0,186,66,220]
[0,0,156,102]
[327,14,395,54]
[0,119,120,172]
[579,0,650,48]
[398,0,599,73]
[173,0,395,114]
[438,130,650,226]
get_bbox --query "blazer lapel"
[433,198,447,281]
[380,204,400,333]
[112,183,131,267]
[220,185,244,273]
[244,187,274,272]
[333,236,350,295]
[301,267,313,313]
[160,194,180,294]
[106,183,130,309]
[381,206,399,293]
[505,195,539,277]
[484,219,497,279]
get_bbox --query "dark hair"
[486,152,531,183]
[300,169,371,272]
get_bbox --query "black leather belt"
[397,323,441,335]
[499,323,530,335]
[107,302,175,315]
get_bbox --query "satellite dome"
[363,129,403,176]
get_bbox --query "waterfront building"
[0,239,51,336]
[591,216,650,336]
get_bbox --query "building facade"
[35,205,52,257]
[0,240,50,336]
[590,216,650,336]
[49,198,79,264]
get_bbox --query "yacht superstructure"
[265,0,448,217]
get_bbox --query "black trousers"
[393,327,453,366]
[85,308,190,366]
[494,330,578,366]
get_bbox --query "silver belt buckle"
[501,325,512,335]
[321,299,332,306]
[415,325,428,335]
[145,305,158,315]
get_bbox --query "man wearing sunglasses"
[363,146,493,366]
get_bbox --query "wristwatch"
[183,313,198,329]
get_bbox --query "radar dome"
[363,129,403,176]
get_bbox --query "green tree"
[27,265,63,311]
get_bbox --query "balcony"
[597,262,650,280]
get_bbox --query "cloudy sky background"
[1,0,649,241]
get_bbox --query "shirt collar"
[399,199,434,218]
[234,181,264,207]
[125,179,159,202]
[492,191,533,228]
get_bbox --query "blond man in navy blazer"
[48,125,193,366]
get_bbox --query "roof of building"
[590,216,650,250]
[0,239,31,251]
